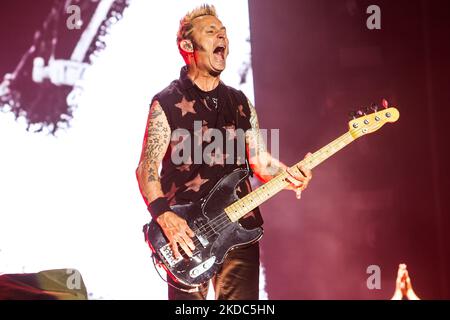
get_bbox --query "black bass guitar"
[143,106,399,288]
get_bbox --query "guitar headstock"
[348,101,399,139]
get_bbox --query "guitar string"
[175,118,383,252]
[182,129,359,250]
[184,129,359,250]
[187,174,288,249]
[192,129,355,234]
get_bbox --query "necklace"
[207,97,218,110]
[196,86,219,111]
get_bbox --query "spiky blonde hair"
[176,4,218,46]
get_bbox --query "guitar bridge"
[159,244,183,267]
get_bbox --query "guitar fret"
[245,197,253,209]
[226,132,356,222]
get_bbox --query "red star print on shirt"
[175,96,196,116]
[238,105,247,117]
[202,120,212,143]
[184,173,209,192]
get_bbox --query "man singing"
[136,4,312,300]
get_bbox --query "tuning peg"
[349,111,357,119]
[356,110,364,117]
[370,103,378,112]
[382,98,389,109]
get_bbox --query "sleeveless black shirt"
[152,66,263,229]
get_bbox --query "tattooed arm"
[245,100,285,182]
[136,100,171,204]
[136,100,195,258]
[245,100,312,198]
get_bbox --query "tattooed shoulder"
[149,101,164,119]
[143,101,171,182]
[245,99,267,155]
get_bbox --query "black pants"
[168,242,260,300]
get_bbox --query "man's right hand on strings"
[156,211,196,259]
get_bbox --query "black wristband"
[147,197,171,220]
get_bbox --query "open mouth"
[213,45,226,61]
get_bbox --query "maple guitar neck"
[224,106,400,222]
[224,131,354,222]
